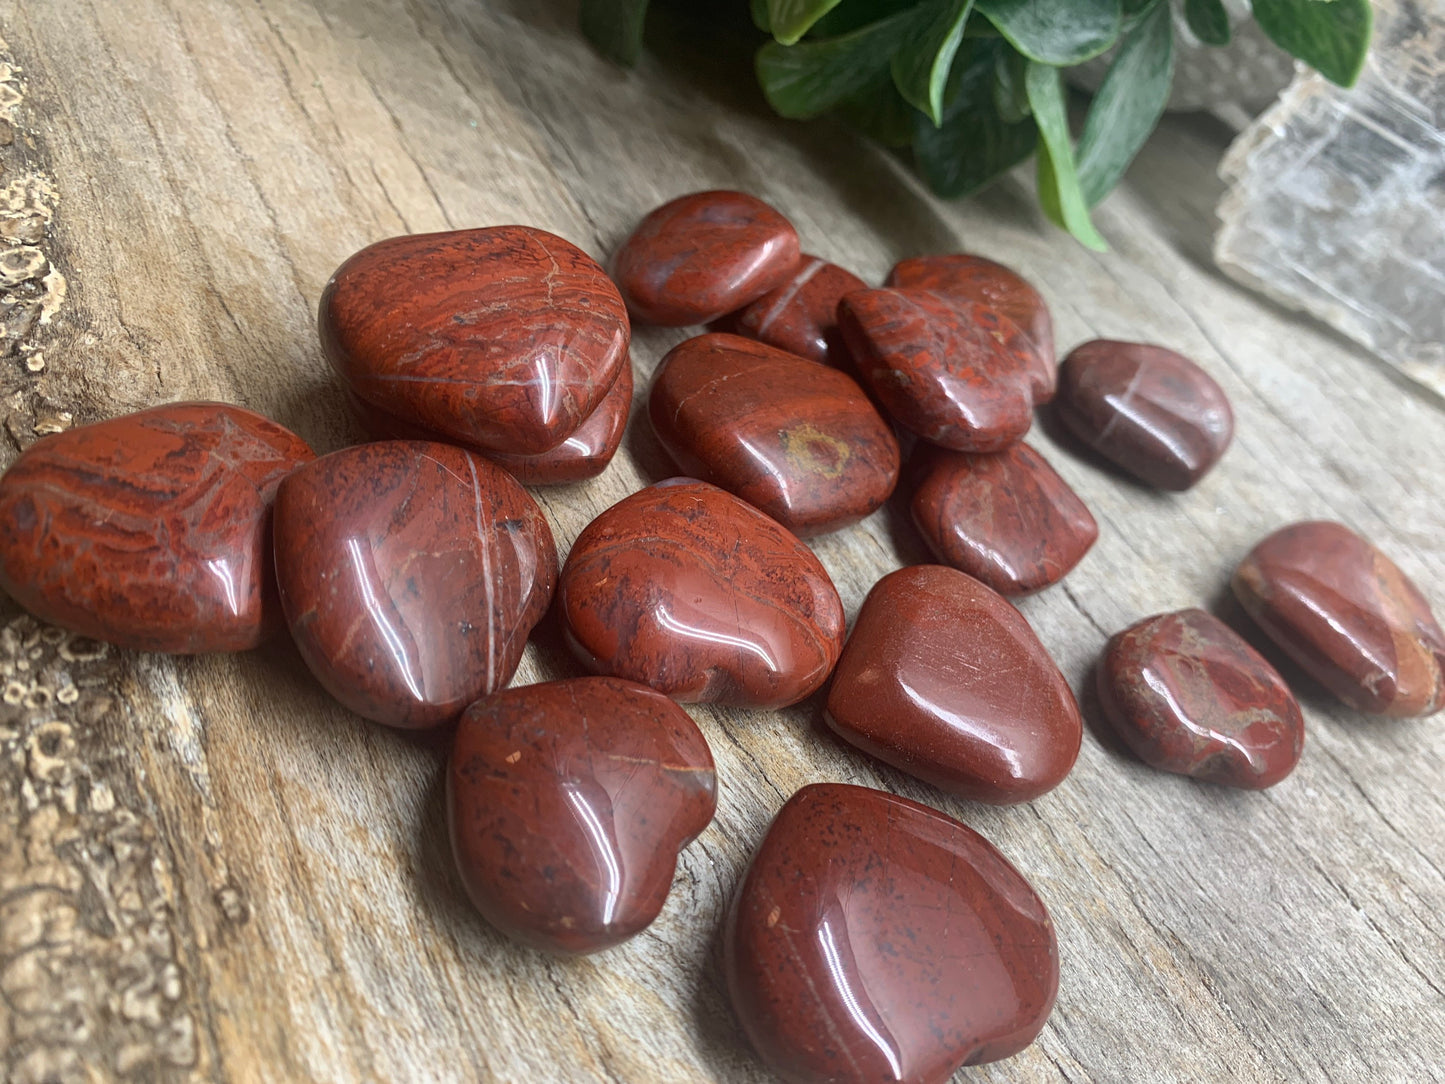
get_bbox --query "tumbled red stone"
[558,479,845,708]
[1099,609,1305,788]
[273,441,557,729]
[320,226,628,455]
[825,565,1082,803]
[449,677,716,955]
[1233,521,1445,717]
[1057,340,1233,490]
[910,442,1097,595]
[726,782,1059,1083]
[724,254,866,367]
[612,191,801,326]
[837,288,1041,452]
[648,334,899,536]
[0,402,313,653]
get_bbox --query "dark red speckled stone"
[648,334,899,536]
[558,479,845,708]
[612,191,801,326]
[1099,609,1305,788]
[320,226,628,455]
[724,254,866,367]
[837,288,1042,452]
[825,565,1082,803]
[1233,521,1445,717]
[273,441,557,729]
[910,442,1097,595]
[449,677,716,954]
[0,402,313,653]
[726,782,1059,1083]
[1057,340,1233,490]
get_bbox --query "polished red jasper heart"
[613,191,801,326]
[825,565,1082,803]
[558,479,845,708]
[273,441,557,728]
[320,226,628,455]
[724,254,866,368]
[0,402,313,653]
[1057,340,1233,490]
[726,782,1059,1083]
[1099,609,1305,788]
[910,442,1097,595]
[449,677,716,955]
[648,334,899,537]
[837,288,1040,452]
[1233,521,1445,717]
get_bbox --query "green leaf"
[837,70,919,147]
[756,6,927,118]
[974,0,1122,65]
[579,0,652,66]
[992,47,1030,122]
[1251,0,1372,87]
[811,0,924,37]
[1076,0,1173,205]
[891,0,975,125]
[1025,61,1107,250]
[767,0,845,44]
[1184,0,1230,46]
[751,0,772,33]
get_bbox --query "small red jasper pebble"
[723,254,866,367]
[613,191,802,326]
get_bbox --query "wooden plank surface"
[2,1,1442,1081]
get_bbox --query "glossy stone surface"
[320,226,628,455]
[559,479,845,708]
[273,441,557,729]
[1233,521,1445,716]
[449,677,716,955]
[1099,609,1305,788]
[825,565,1082,803]
[725,254,866,367]
[612,191,801,326]
[911,442,1097,596]
[1057,340,1233,490]
[837,288,1041,452]
[0,402,314,653]
[726,782,1059,1083]
[648,333,899,536]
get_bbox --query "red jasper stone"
[558,479,845,709]
[648,334,899,536]
[888,253,1056,400]
[273,441,557,729]
[825,565,1082,803]
[726,782,1059,1083]
[320,226,629,455]
[910,442,1097,595]
[448,677,716,955]
[837,288,1041,452]
[613,191,802,326]
[1233,521,1445,717]
[1099,609,1305,788]
[724,255,866,367]
[1056,340,1233,490]
[0,402,313,653]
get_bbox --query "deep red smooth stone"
[1056,340,1233,490]
[273,441,557,729]
[612,191,802,326]
[837,288,1040,452]
[910,442,1097,595]
[725,254,866,367]
[726,782,1059,1083]
[825,565,1082,803]
[1233,521,1445,717]
[320,226,628,455]
[648,334,899,536]
[887,254,1056,400]
[0,402,313,653]
[448,677,716,954]
[558,479,845,708]
[1099,609,1305,788]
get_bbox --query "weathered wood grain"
[1,1,1442,1081]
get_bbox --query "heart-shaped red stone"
[649,334,899,536]
[0,402,314,653]
[449,676,716,955]
[726,782,1059,1082]
[273,441,557,728]
[320,226,629,455]
[722,254,866,368]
